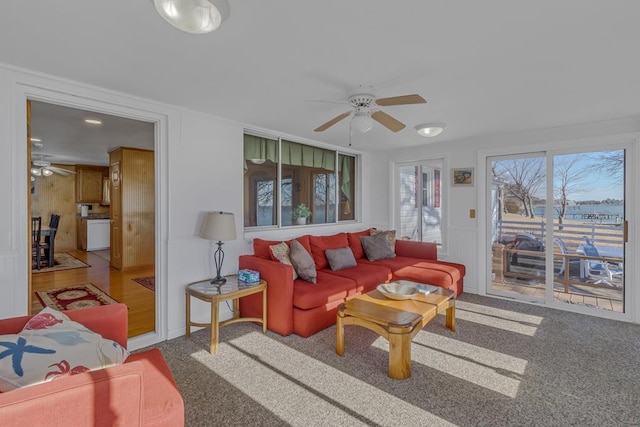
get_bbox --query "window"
[396,159,444,245]
[244,133,357,228]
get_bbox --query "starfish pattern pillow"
[0,307,129,392]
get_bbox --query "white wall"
[0,63,373,347]
[369,119,640,323]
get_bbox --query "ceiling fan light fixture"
[31,167,42,176]
[351,112,373,133]
[153,0,229,34]
[415,123,445,138]
[42,168,53,176]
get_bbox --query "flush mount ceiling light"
[153,0,230,34]
[415,123,445,138]
[84,118,102,125]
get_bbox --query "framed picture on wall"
[451,168,474,187]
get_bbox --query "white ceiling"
[3,1,640,160]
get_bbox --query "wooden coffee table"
[336,284,455,380]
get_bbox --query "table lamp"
[199,211,237,285]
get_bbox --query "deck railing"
[496,219,624,251]
[494,219,624,304]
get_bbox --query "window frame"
[243,131,358,229]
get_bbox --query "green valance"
[244,135,336,172]
[281,140,335,171]
[244,134,278,171]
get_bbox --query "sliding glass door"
[488,149,626,313]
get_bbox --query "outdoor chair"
[554,238,580,276]
[581,243,623,287]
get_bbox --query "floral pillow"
[269,242,298,280]
[370,228,397,252]
[0,307,129,392]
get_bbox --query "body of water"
[530,203,624,223]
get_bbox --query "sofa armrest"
[0,361,145,426]
[239,255,295,336]
[0,304,129,349]
[395,240,438,260]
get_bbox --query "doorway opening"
[28,99,156,338]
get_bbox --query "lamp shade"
[199,212,237,241]
[351,112,373,133]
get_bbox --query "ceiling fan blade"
[371,111,406,132]
[314,111,351,132]
[48,166,76,176]
[375,94,426,106]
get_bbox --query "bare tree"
[554,154,589,228]
[493,157,545,218]
[595,150,624,179]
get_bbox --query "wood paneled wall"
[111,148,155,270]
[31,164,77,252]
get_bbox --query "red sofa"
[0,303,184,427]
[239,229,465,338]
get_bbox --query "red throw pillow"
[309,233,349,270]
[252,235,313,261]
[347,229,372,259]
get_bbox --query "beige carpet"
[146,293,640,426]
[32,252,90,273]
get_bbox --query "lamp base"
[211,276,227,285]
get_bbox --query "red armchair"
[0,303,184,427]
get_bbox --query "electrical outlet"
[470,209,476,218]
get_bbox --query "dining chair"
[43,214,61,266]
[31,216,43,270]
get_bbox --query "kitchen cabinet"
[76,165,109,203]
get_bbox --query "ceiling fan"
[31,158,76,177]
[313,86,426,133]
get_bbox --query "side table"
[185,275,267,354]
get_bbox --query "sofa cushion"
[371,228,397,251]
[290,239,317,284]
[253,235,312,260]
[269,242,298,280]
[0,308,129,392]
[360,233,396,261]
[368,256,464,289]
[325,262,392,293]
[309,233,349,270]
[347,229,371,260]
[292,271,356,310]
[325,247,357,271]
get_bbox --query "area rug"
[35,283,119,311]
[133,276,155,292]
[32,252,90,274]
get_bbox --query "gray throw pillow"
[289,239,317,284]
[325,247,357,271]
[360,233,396,261]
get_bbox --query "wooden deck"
[491,245,623,313]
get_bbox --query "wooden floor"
[31,249,155,338]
